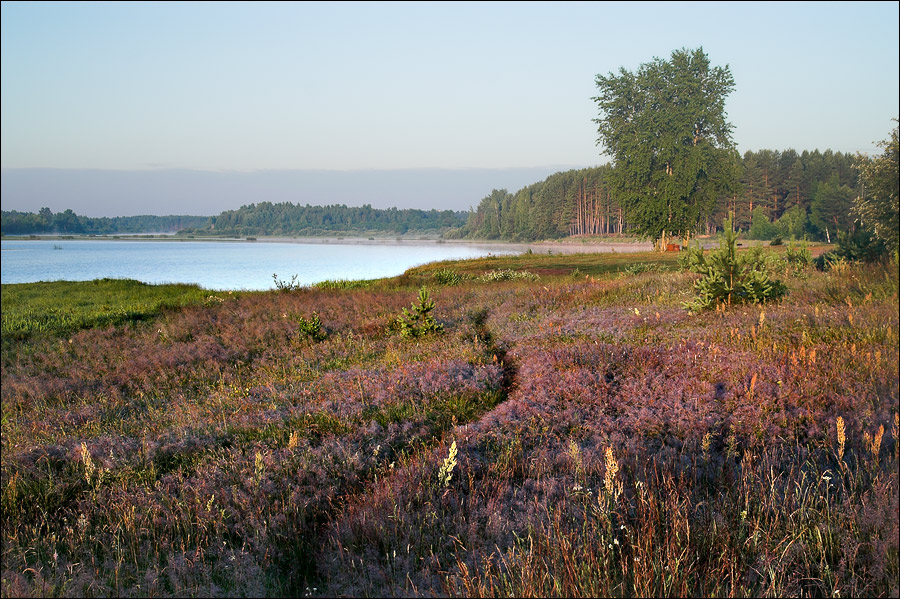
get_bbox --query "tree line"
[0,209,207,236]
[457,47,896,256]
[450,165,621,240]
[455,148,863,243]
[1,204,467,237]
[179,202,467,237]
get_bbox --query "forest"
[180,202,467,237]
[457,148,862,243]
[0,209,207,236]
[0,149,864,243]
[0,204,467,238]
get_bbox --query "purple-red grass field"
[2,250,897,597]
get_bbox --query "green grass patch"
[1,278,226,341]
[405,250,681,282]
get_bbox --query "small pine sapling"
[397,287,444,338]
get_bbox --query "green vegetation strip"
[1,278,226,340]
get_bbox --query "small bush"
[815,227,890,269]
[397,287,444,339]
[431,269,466,286]
[683,224,787,312]
[272,273,301,292]
[783,242,812,268]
[622,262,660,276]
[479,269,539,282]
[295,313,327,342]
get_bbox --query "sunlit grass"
[1,252,897,597]
[1,278,230,342]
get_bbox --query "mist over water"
[0,239,516,290]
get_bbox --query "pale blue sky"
[1,1,898,215]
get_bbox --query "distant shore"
[252,235,661,254]
[1,233,747,253]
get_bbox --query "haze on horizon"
[2,1,898,217]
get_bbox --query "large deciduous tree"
[854,120,899,255]
[593,47,739,249]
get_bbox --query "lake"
[0,238,519,291]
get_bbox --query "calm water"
[1,239,516,291]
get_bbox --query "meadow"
[1,248,897,597]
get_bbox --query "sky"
[1,0,898,216]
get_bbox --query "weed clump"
[272,273,301,291]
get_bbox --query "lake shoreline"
[2,233,664,254]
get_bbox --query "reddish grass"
[2,260,897,597]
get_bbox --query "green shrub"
[783,242,811,267]
[479,269,539,282]
[295,313,326,342]
[431,269,466,286]
[397,287,444,339]
[748,207,781,240]
[682,224,787,312]
[272,273,301,292]
[313,279,371,290]
[815,227,890,269]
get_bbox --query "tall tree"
[593,47,739,249]
[810,175,854,242]
[854,120,899,254]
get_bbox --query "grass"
[1,278,230,342]
[1,250,897,597]
[403,250,682,281]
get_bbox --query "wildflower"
[438,441,458,488]
[836,417,846,461]
[864,425,884,461]
[253,451,265,486]
[604,446,622,501]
